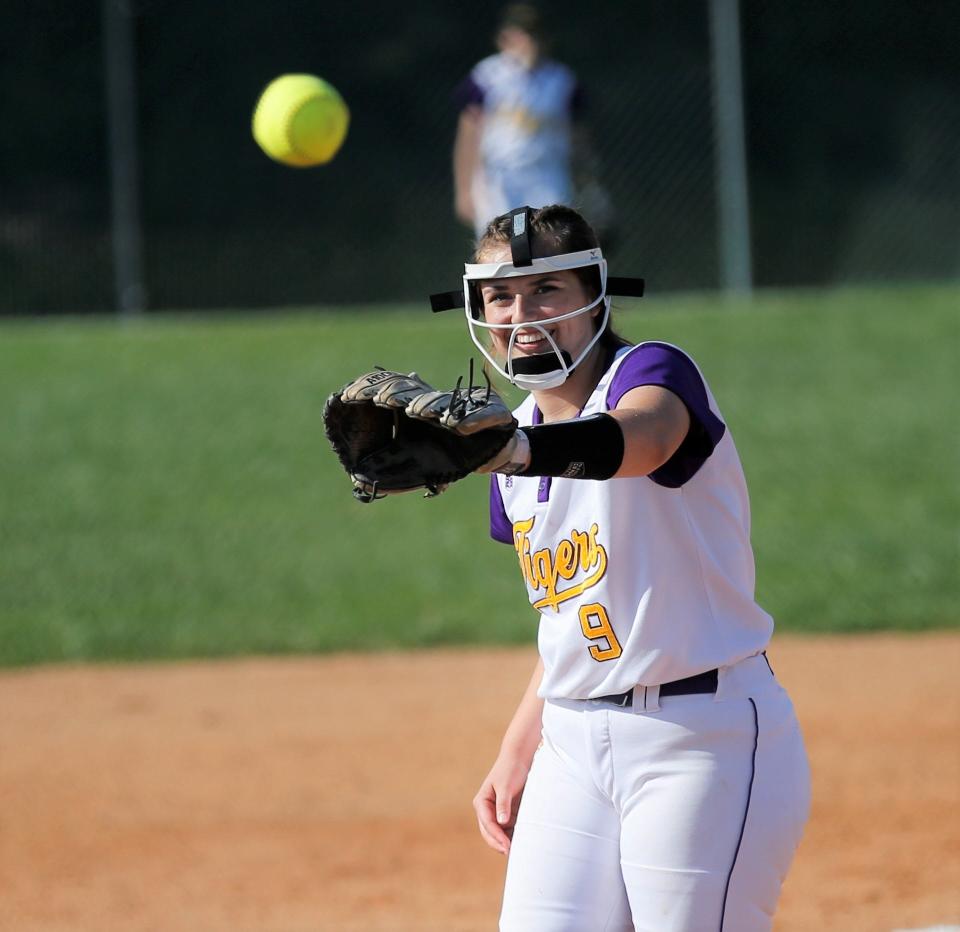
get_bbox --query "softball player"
[448,205,811,930]
[453,4,584,237]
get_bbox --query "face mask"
[461,253,610,390]
[428,206,645,391]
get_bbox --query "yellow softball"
[251,74,349,167]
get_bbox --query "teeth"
[516,333,547,344]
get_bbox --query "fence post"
[709,0,753,296]
[102,0,146,315]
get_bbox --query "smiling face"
[477,244,600,364]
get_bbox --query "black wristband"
[522,413,625,480]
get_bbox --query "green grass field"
[1,284,956,667]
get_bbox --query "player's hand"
[472,753,531,855]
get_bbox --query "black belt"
[590,669,718,707]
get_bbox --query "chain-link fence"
[2,1,957,314]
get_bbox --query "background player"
[453,204,811,931]
[452,4,611,239]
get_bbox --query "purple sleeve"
[489,476,513,544]
[453,74,485,111]
[606,343,726,488]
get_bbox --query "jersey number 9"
[578,603,623,662]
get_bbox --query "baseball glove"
[322,365,518,502]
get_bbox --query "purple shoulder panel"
[453,74,485,110]
[606,343,726,487]
[489,476,514,544]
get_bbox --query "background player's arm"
[453,105,483,226]
[472,655,544,855]
[609,385,691,479]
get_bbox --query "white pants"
[500,654,811,932]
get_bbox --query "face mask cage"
[462,249,611,390]
[428,204,644,392]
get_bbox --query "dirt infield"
[1,633,957,932]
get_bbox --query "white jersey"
[456,53,581,233]
[490,342,774,699]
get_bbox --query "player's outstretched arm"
[608,384,691,478]
[483,384,691,481]
[473,656,545,855]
